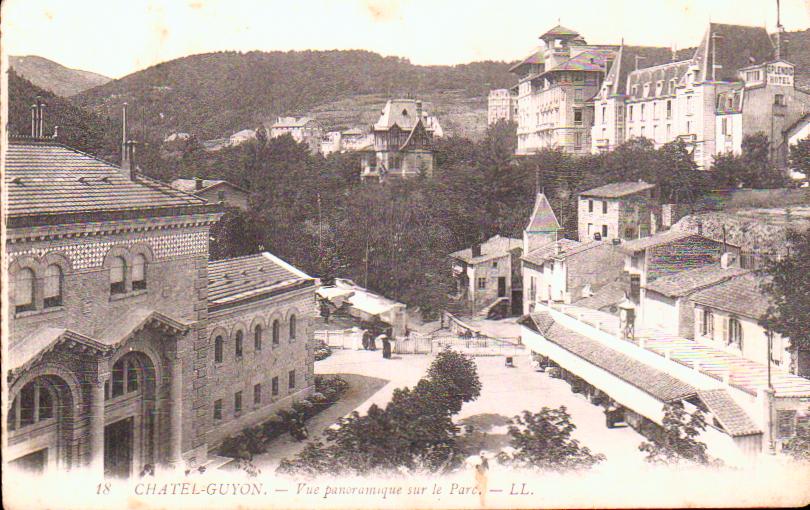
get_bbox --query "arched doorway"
[103,352,158,478]
[7,374,75,473]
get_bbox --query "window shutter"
[110,257,125,283]
[44,265,62,299]
[132,255,146,282]
[15,268,34,305]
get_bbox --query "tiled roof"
[626,59,692,99]
[207,252,314,307]
[575,280,628,312]
[695,23,775,83]
[645,264,750,298]
[690,273,773,320]
[580,181,655,198]
[450,235,522,264]
[549,49,616,72]
[170,178,248,194]
[522,238,581,266]
[374,99,432,131]
[509,50,544,73]
[697,389,761,437]
[523,239,612,266]
[272,116,316,128]
[526,193,561,232]
[541,25,580,39]
[5,140,207,218]
[526,313,697,402]
[618,229,699,253]
[605,45,691,98]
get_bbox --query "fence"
[315,329,523,356]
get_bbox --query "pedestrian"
[361,329,370,350]
[382,335,391,359]
[369,332,378,351]
[474,451,489,507]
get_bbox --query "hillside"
[784,29,810,89]
[10,55,111,97]
[7,69,120,162]
[74,50,515,141]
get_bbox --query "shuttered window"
[132,254,147,290]
[14,268,35,313]
[289,315,297,341]
[44,264,63,308]
[110,257,126,294]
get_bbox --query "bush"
[314,341,332,361]
[217,375,349,459]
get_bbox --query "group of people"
[361,329,393,359]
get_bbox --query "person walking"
[382,335,392,359]
[361,329,370,350]
[474,451,489,507]
[368,332,378,351]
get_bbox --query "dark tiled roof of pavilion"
[579,181,655,198]
[697,389,761,437]
[690,272,773,320]
[207,252,314,307]
[645,264,750,298]
[5,139,207,218]
[509,50,545,73]
[524,312,696,403]
[540,25,581,39]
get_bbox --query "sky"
[2,0,810,79]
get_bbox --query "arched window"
[132,254,147,291]
[254,325,262,351]
[289,315,297,342]
[728,318,743,350]
[8,380,55,432]
[108,357,141,399]
[214,335,224,364]
[272,320,280,346]
[110,257,127,294]
[14,268,36,314]
[235,330,244,358]
[44,264,63,308]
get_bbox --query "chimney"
[416,100,423,119]
[696,219,703,236]
[554,241,561,256]
[121,103,129,163]
[195,176,204,191]
[471,243,482,258]
[31,97,46,137]
[121,140,137,180]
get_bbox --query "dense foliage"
[277,349,480,476]
[498,407,605,471]
[761,228,810,356]
[638,402,717,466]
[218,375,348,461]
[712,134,793,189]
[73,50,515,140]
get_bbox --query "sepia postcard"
[2,0,810,508]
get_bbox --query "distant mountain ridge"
[73,50,515,141]
[10,55,111,97]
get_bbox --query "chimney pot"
[121,140,137,180]
[471,243,482,258]
[195,177,204,191]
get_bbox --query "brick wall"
[206,285,317,448]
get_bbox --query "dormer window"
[656,81,663,96]
[402,109,408,116]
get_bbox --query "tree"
[760,228,810,373]
[782,415,810,463]
[500,407,605,471]
[277,350,481,476]
[709,133,792,189]
[209,207,265,260]
[638,402,717,466]
[788,136,810,187]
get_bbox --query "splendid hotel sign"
[766,63,794,86]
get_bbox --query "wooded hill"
[10,55,111,97]
[72,50,515,141]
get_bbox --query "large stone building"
[270,116,324,153]
[577,181,656,242]
[510,25,618,155]
[5,112,316,477]
[360,99,439,181]
[487,89,518,125]
[592,23,810,169]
